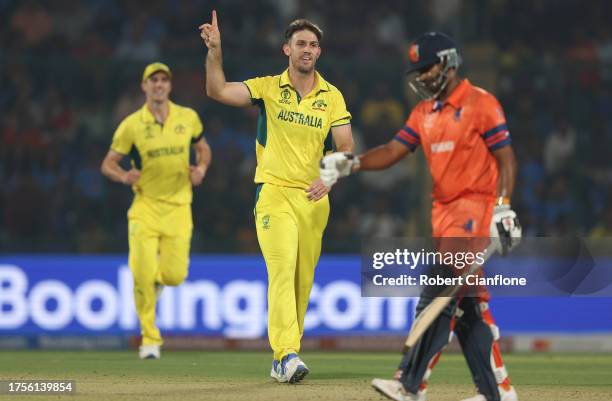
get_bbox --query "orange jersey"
[395,79,511,204]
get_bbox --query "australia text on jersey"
[277,109,323,129]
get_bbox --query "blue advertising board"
[1,255,611,337]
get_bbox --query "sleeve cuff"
[191,132,204,143]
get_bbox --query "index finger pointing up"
[212,9,218,28]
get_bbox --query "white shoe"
[501,386,518,401]
[460,395,485,401]
[460,386,518,401]
[281,354,309,384]
[270,360,287,383]
[371,378,426,401]
[139,344,160,359]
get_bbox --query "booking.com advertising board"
[1,255,612,338]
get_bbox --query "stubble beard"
[297,65,314,74]
[293,54,316,75]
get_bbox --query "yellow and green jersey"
[110,101,203,205]
[244,69,351,189]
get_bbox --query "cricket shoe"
[460,385,518,401]
[139,344,160,359]
[371,378,426,401]
[281,353,309,384]
[270,360,287,383]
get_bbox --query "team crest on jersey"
[262,214,270,230]
[311,99,327,111]
[409,44,419,63]
[174,124,186,134]
[279,88,292,104]
[144,125,154,139]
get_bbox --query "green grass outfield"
[1,351,611,400]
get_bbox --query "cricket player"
[101,62,211,360]
[199,11,354,383]
[320,32,521,401]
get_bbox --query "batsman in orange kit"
[320,32,521,401]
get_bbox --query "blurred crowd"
[1,0,611,253]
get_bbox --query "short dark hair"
[284,19,323,43]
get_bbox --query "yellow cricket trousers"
[127,194,192,346]
[254,183,330,361]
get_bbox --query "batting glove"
[490,203,522,256]
[319,152,359,187]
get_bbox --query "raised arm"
[199,10,251,107]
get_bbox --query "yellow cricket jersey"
[110,101,203,205]
[244,69,351,189]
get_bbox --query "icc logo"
[279,89,291,104]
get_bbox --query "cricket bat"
[401,242,498,353]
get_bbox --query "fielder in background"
[320,32,521,401]
[200,10,354,383]
[101,62,211,360]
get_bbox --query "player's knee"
[160,268,188,286]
